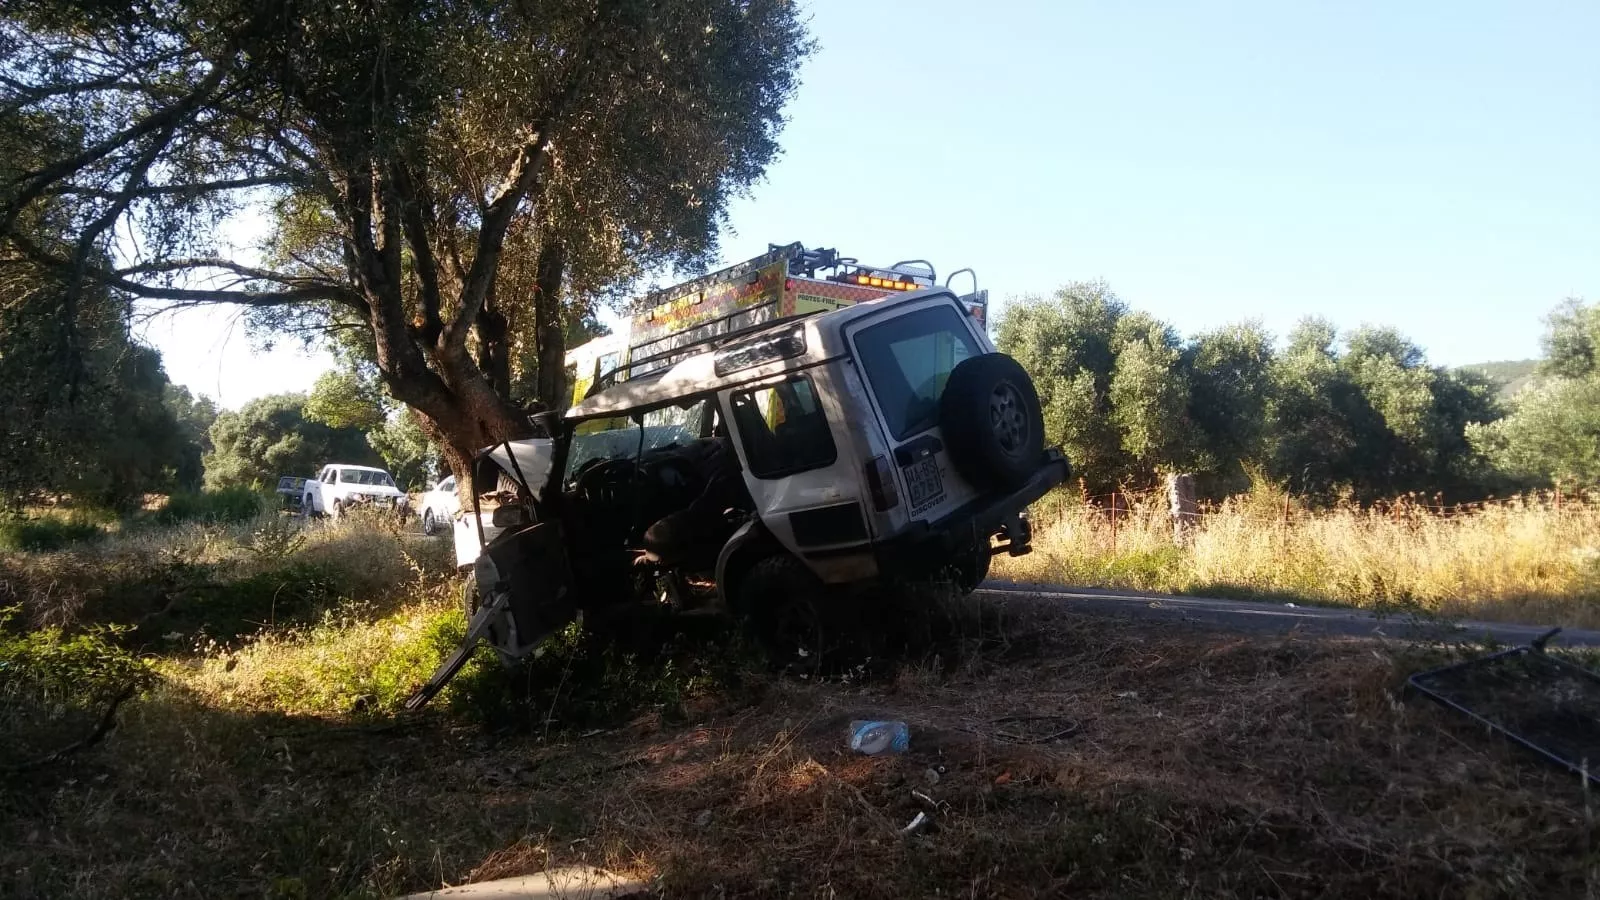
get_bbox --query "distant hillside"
[1457,359,1540,399]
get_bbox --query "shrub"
[0,609,152,699]
[186,590,491,717]
[0,513,106,551]
[0,607,154,765]
[155,486,263,525]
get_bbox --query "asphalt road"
[977,581,1600,649]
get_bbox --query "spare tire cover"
[938,353,1045,492]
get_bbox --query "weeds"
[153,486,264,525]
[0,607,154,768]
[243,516,308,561]
[0,511,108,551]
[2,510,1598,897]
[998,489,1600,626]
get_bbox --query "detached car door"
[846,299,986,523]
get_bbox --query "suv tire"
[950,547,992,594]
[939,353,1045,492]
[738,555,826,672]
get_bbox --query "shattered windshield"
[564,402,709,483]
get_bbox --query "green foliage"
[204,393,379,490]
[1109,313,1191,470]
[995,282,1130,489]
[163,385,220,492]
[0,267,188,510]
[155,486,263,525]
[0,608,154,706]
[367,411,440,492]
[0,512,107,551]
[2,0,814,464]
[0,119,212,510]
[1466,300,1600,489]
[1469,375,1600,488]
[1184,322,1274,484]
[1540,299,1600,380]
[999,291,1506,501]
[1458,359,1540,399]
[304,369,386,431]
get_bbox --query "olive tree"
[1,0,811,485]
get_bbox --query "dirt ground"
[3,598,1597,899]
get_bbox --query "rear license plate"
[903,456,944,511]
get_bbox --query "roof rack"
[591,308,822,396]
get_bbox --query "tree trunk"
[533,235,568,409]
[477,280,513,399]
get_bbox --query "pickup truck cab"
[300,464,408,518]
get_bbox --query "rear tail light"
[865,455,899,511]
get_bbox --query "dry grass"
[5,512,1600,898]
[0,512,453,638]
[998,490,1600,627]
[3,594,1599,899]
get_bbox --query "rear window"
[853,304,980,440]
[730,376,836,478]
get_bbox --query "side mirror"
[491,505,528,528]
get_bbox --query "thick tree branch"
[444,18,604,351]
[371,165,405,321]
[1,54,235,238]
[11,230,363,310]
[391,162,444,343]
[51,174,296,200]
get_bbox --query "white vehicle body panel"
[449,438,555,568]
[840,295,994,530]
[450,286,1027,589]
[420,475,461,529]
[302,464,405,515]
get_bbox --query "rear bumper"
[876,450,1070,574]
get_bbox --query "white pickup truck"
[297,464,409,518]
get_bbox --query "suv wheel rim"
[989,382,1029,454]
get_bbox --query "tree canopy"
[996,286,1502,500]
[204,393,379,491]
[1,0,813,482]
[1468,298,1600,488]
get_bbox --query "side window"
[854,304,980,441]
[323,469,337,484]
[729,376,836,479]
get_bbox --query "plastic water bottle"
[848,720,910,755]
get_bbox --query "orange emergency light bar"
[850,274,921,291]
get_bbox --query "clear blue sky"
[147,0,1600,407]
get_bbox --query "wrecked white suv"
[409,247,1068,707]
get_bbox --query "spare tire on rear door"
[939,353,1045,492]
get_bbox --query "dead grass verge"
[3,597,1596,899]
[997,490,1600,628]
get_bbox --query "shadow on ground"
[3,593,1597,899]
